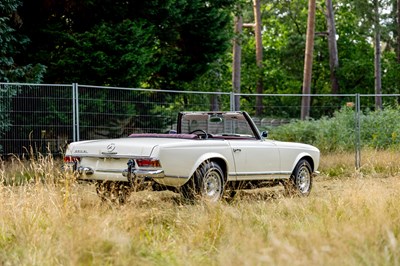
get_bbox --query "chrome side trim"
[229,171,292,181]
[230,171,292,176]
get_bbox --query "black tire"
[181,161,225,202]
[284,159,313,197]
[95,181,131,204]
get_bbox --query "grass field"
[0,151,400,265]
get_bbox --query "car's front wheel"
[284,159,313,196]
[182,161,225,202]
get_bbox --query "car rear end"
[63,138,163,182]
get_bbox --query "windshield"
[180,112,256,138]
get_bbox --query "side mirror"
[261,131,268,138]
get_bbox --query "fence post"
[355,93,361,170]
[75,83,80,141]
[72,83,80,142]
[230,92,235,111]
[72,83,76,142]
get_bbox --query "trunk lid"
[67,137,194,158]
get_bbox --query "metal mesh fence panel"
[3,82,399,168]
[76,85,232,140]
[0,83,73,156]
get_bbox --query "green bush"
[269,106,400,152]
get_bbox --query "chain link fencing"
[1,82,399,168]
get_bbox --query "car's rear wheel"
[284,159,312,196]
[95,181,131,204]
[182,161,225,202]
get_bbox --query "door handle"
[233,148,241,153]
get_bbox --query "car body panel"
[227,139,281,179]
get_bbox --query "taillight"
[136,158,161,168]
[64,156,81,164]
[63,156,80,171]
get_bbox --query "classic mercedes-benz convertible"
[64,111,320,203]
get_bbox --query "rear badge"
[107,143,116,152]
[74,150,88,153]
[102,143,117,155]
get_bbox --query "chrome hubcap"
[204,169,222,201]
[297,166,311,193]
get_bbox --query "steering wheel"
[189,129,209,139]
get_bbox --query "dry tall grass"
[1,150,400,265]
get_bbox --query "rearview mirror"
[209,117,223,123]
[261,131,268,138]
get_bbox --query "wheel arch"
[189,153,229,182]
[292,153,315,173]
[209,157,228,182]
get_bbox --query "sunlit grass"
[320,148,400,179]
[0,150,400,265]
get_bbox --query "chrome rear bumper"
[76,165,165,180]
[122,169,165,179]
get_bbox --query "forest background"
[1,0,400,98]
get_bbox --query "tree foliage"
[0,0,45,82]
[7,0,400,97]
[0,0,45,151]
[17,0,236,89]
[197,0,400,117]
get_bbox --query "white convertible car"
[64,111,320,203]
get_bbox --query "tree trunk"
[232,16,242,111]
[397,0,400,62]
[254,0,264,116]
[301,0,316,120]
[374,0,382,110]
[210,92,220,111]
[325,0,340,94]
